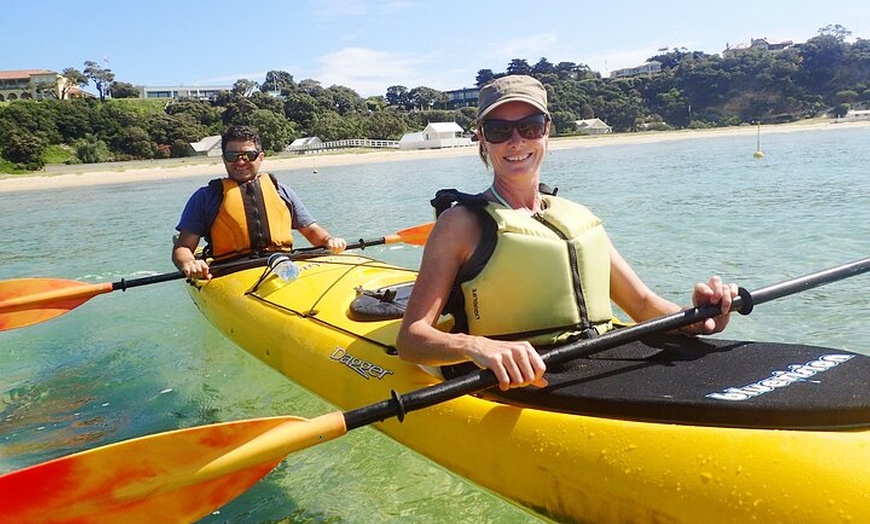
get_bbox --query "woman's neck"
[489,181,541,214]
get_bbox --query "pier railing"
[287,138,399,153]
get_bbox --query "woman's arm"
[608,236,737,335]
[397,208,547,390]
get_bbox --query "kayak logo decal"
[705,354,855,401]
[330,347,394,380]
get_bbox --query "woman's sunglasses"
[481,114,549,144]
[222,150,260,162]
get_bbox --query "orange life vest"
[208,174,294,261]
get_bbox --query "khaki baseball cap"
[477,75,549,120]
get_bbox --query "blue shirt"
[175,176,316,236]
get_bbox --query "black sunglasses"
[222,150,260,162]
[481,114,549,144]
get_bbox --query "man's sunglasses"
[481,114,549,144]
[222,150,260,162]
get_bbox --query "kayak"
[186,253,870,523]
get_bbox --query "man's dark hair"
[221,125,262,152]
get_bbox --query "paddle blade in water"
[0,413,347,524]
[0,278,112,331]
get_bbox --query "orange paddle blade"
[0,412,347,524]
[0,279,112,331]
[386,222,434,246]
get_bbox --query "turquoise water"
[1,125,868,523]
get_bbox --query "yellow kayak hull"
[187,254,870,523]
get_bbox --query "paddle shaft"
[115,235,405,288]
[343,257,870,430]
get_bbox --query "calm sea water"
[1,125,868,523]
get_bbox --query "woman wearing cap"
[396,75,738,391]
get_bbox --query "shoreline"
[1,118,868,193]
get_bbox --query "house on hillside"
[399,122,472,150]
[0,69,89,101]
[574,118,612,135]
[189,135,222,156]
[140,85,232,100]
[723,38,793,58]
[444,87,479,109]
[610,61,661,79]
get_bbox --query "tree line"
[1,24,867,171]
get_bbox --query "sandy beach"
[1,118,867,193]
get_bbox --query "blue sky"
[4,0,869,97]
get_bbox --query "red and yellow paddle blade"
[0,412,347,524]
[385,222,434,246]
[0,278,113,332]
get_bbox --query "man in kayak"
[396,75,739,391]
[172,125,346,279]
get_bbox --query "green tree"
[506,59,532,76]
[385,85,409,108]
[550,110,578,136]
[408,86,446,111]
[554,62,581,80]
[250,91,286,114]
[146,113,206,147]
[83,60,115,100]
[798,32,848,98]
[165,97,223,131]
[220,94,259,126]
[47,98,95,141]
[232,79,259,97]
[283,92,320,132]
[1,130,46,170]
[298,79,325,97]
[321,85,366,115]
[309,111,361,141]
[260,70,296,94]
[248,109,296,152]
[475,69,496,87]
[361,111,409,140]
[110,81,140,98]
[365,95,388,112]
[532,58,556,76]
[819,24,852,43]
[61,67,89,99]
[112,125,155,159]
[73,134,113,163]
[0,99,62,143]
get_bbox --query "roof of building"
[425,122,464,133]
[190,135,221,153]
[289,137,322,147]
[575,118,611,128]
[0,69,56,80]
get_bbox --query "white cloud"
[316,47,427,96]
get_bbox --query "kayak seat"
[349,282,414,321]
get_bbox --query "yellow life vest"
[209,174,294,261]
[459,195,613,345]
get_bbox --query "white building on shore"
[399,122,472,150]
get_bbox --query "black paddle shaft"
[108,236,395,292]
[343,257,870,430]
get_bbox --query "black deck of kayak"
[476,335,870,430]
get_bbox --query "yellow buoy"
[753,123,764,159]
